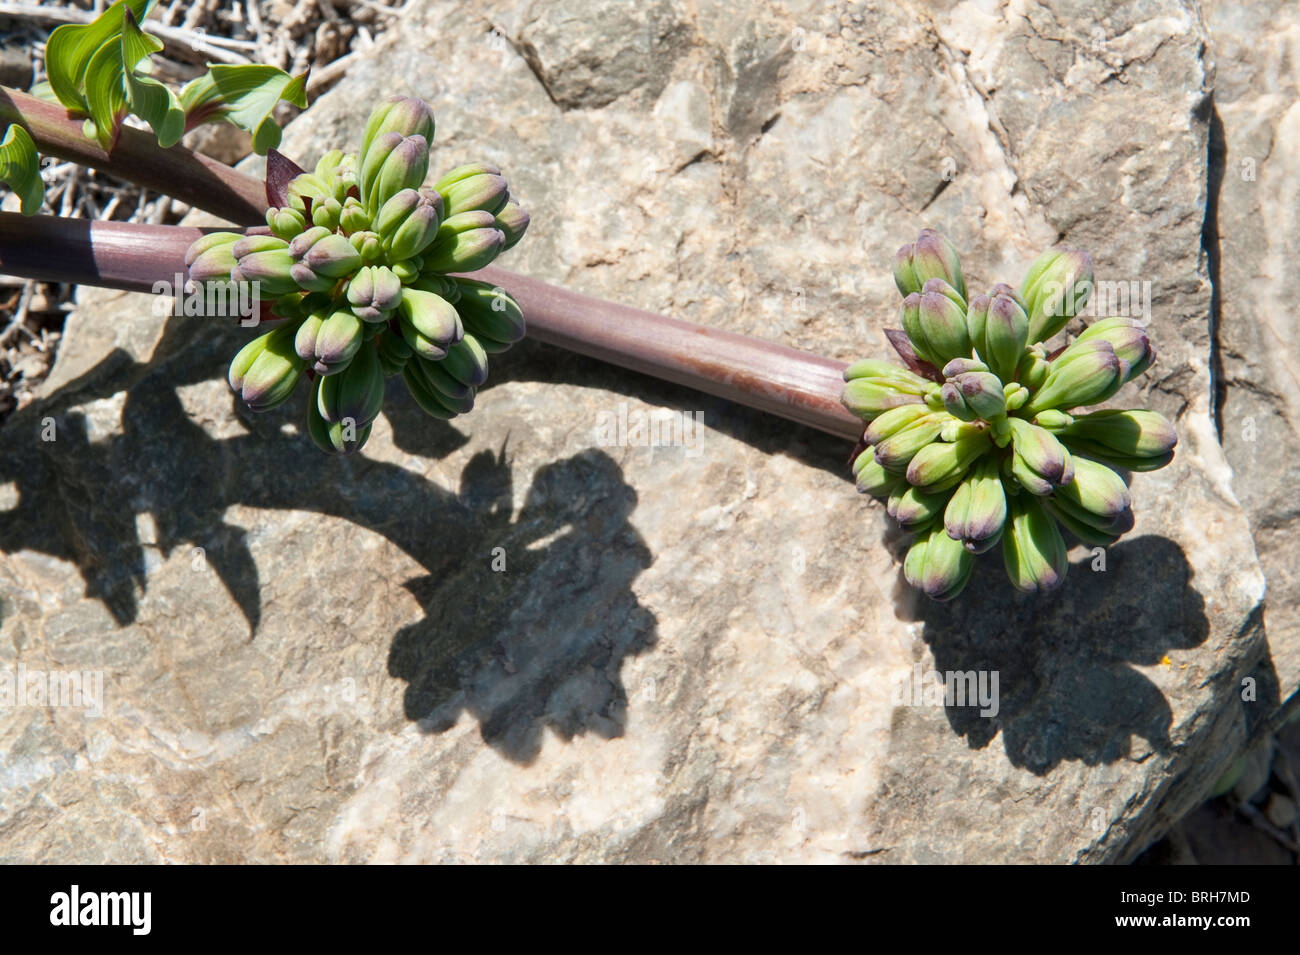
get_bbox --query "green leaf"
[179,65,309,155]
[45,0,155,113]
[29,81,59,103]
[120,9,184,147]
[82,37,129,150]
[0,125,45,216]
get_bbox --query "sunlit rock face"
[0,0,1287,863]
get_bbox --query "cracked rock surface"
[0,0,1292,862]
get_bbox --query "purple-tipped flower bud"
[316,339,385,427]
[312,308,364,373]
[311,196,343,232]
[230,248,298,296]
[904,522,974,601]
[346,266,404,323]
[943,457,1006,554]
[339,197,369,235]
[364,135,430,216]
[294,231,364,280]
[893,229,966,302]
[1008,417,1075,494]
[943,371,1006,421]
[360,97,436,169]
[915,288,973,366]
[872,413,946,472]
[1056,409,1177,471]
[380,190,443,261]
[905,430,992,494]
[266,208,307,242]
[1022,339,1126,415]
[494,199,530,251]
[1054,456,1131,522]
[420,210,506,273]
[979,292,1030,383]
[439,172,509,218]
[1002,496,1067,593]
[887,483,950,529]
[1075,316,1155,381]
[1020,246,1093,343]
[399,287,462,351]
[185,231,241,266]
[188,243,239,284]
[432,162,502,193]
[229,323,304,412]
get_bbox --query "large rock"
[0,0,1285,862]
[1202,0,1300,725]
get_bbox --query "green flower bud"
[184,231,241,266]
[1031,409,1074,430]
[420,210,506,273]
[899,293,939,368]
[1020,247,1093,343]
[1008,417,1075,495]
[366,135,430,216]
[314,149,346,182]
[1022,339,1125,415]
[382,190,443,261]
[311,196,343,232]
[1074,316,1155,381]
[339,197,370,235]
[1002,495,1067,593]
[1040,496,1130,547]
[230,322,303,412]
[313,308,365,373]
[1015,345,1050,390]
[979,291,1030,382]
[360,97,436,170]
[893,229,966,302]
[230,249,299,296]
[905,429,992,493]
[1054,455,1131,522]
[854,447,903,497]
[346,266,404,323]
[294,311,325,362]
[941,371,1006,422]
[439,172,509,218]
[1057,409,1177,470]
[432,161,502,194]
[873,412,946,473]
[843,358,934,393]
[266,207,307,242]
[494,199,530,251]
[317,340,384,427]
[842,379,926,423]
[285,172,332,216]
[187,242,239,284]
[452,278,526,345]
[398,287,463,359]
[887,483,950,529]
[915,286,973,366]
[944,456,1006,553]
[440,334,491,388]
[904,521,973,601]
[863,404,935,445]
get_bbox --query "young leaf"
[0,125,45,215]
[82,37,130,150]
[121,9,184,147]
[179,65,309,156]
[45,0,155,113]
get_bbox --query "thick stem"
[474,265,860,439]
[0,89,864,439]
[1,87,266,225]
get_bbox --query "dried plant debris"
[0,0,407,422]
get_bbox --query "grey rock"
[0,0,1288,863]
[1203,0,1300,716]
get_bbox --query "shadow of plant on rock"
[896,535,1210,775]
[0,314,656,767]
[387,447,657,764]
